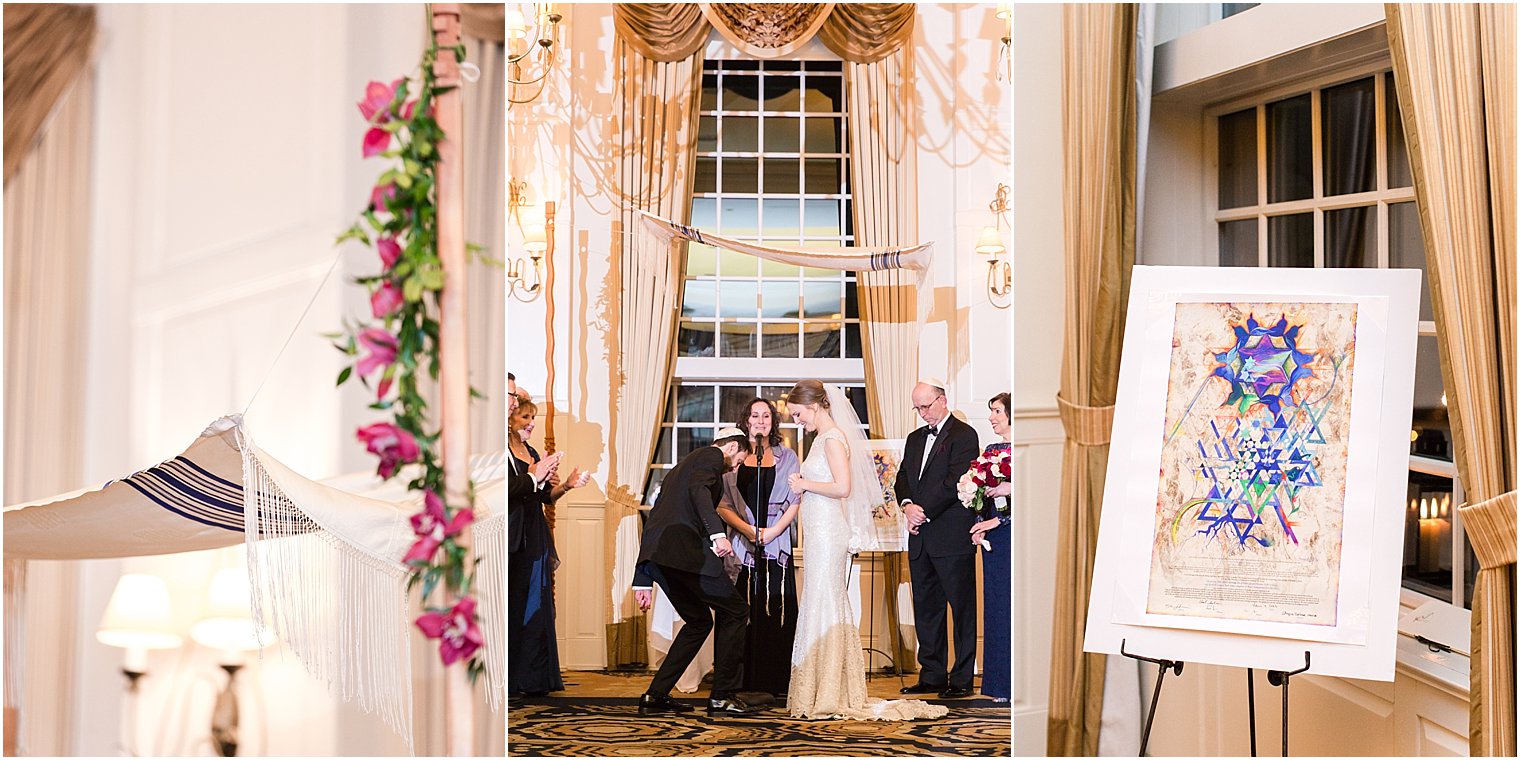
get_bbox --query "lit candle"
[1417,497,1438,574]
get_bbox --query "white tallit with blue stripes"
[2,415,506,751]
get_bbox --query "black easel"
[859,550,900,678]
[1119,639,1184,756]
[1121,642,1311,757]
[1247,651,1311,757]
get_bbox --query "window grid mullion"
[1311,88,1324,268]
[1256,104,1268,267]
[1376,71,1391,269]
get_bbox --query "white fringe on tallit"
[4,559,25,711]
[474,512,505,710]
[238,431,415,753]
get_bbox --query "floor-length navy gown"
[508,444,564,695]
[980,441,1011,701]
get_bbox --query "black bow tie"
[927,425,939,438]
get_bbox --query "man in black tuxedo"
[631,428,761,717]
[894,379,981,699]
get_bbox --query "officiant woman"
[716,397,801,697]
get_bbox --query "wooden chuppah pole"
[543,200,557,534]
[431,3,475,755]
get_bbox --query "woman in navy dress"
[969,392,1012,702]
[508,396,588,696]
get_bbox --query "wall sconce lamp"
[97,573,183,755]
[508,179,546,302]
[191,568,278,757]
[978,183,1012,309]
[996,3,1013,82]
[508,3,563,106]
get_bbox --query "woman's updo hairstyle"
[785,379,830,409]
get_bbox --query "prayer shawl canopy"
[2,415,507,750]
[638,209,932,283]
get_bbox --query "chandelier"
[508,3,562,106]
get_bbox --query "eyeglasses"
[911,398,944,413]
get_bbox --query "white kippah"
[715,427,746,440]
[918,377,947,392]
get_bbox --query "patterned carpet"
[508,672,1011,757]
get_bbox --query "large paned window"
[644,381,870,504]
[1212,69,1471,607]
[645,59,865,504]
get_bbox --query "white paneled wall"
[1012,2,1067,755]
[71,5,426,756]
[555,499,611,667]
[1013,411,1063,756]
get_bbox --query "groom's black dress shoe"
[938,686,974,699]
[639,693,694,715]
[900,682,946,695]
[707,694,763,716]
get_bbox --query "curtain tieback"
[1056,392,1115,447]
[1460,490,1518,568]
[606,485,644,511]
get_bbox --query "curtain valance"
[461,3,504,43]
[613,3,915,63]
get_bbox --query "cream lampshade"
[975,225,1006,256]
[190,568,277,657]
[97,573,183,671]
[523,222,548,253]
[505,10,528,39]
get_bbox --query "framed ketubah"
[865,438,909,552]
[1084,265,1421,681]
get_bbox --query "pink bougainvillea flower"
[402,490,475,564]
[355,327,398,377]
[362,127,391,158]
[376,374,393,401]
[358,79,403,123]
[371,281,403,318]
[416,596,483,666]
[370,183,397,212]
[400,99,416,121]
[355,421,420,479]
[376,237,402,269]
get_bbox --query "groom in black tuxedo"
[631,428,761,717]
[894,379,981,699]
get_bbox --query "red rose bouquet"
[957,448,1012,516]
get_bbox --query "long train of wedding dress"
[786,427,947,721]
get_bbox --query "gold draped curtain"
[3,6,97,753]
[603,34,705,666]
[613,3,914,63]
[3,4,96,185]
[1388,4,1517,755]
[846,45,921,672]
[461,3,504,43]
[1048,4,1137,756]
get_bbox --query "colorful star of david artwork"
[1169,313,1339,549]
[1148,302,1356,626]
